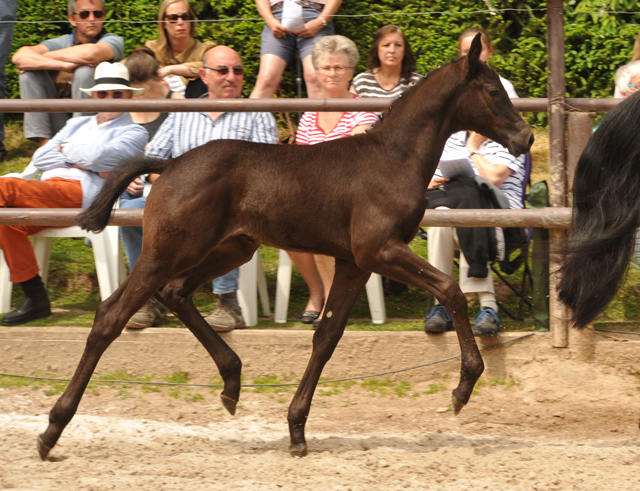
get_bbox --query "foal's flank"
[37,34,533,461]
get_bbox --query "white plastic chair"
[0,162,125,313]
[273,250,386,324]
[237,250,270,326]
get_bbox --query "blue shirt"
[146,109,279,159]
[32,114,148,207]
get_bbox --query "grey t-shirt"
[41,30,125,62]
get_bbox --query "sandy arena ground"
[2,342,640,491]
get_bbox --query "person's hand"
[125,177,145,196]
[294,18,324,38]
[98,172,111,179]
[158,65,176,79]
[428,176,449,189]
[60,62,80,73]
[466,131,488,153]
[266,17,292,38]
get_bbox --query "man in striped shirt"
[121,45,279,331]
[424,130,526,337]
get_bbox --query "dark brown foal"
[37,34,534,460]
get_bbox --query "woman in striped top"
[289,35,378,326]
[351,25,422,100]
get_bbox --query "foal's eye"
[489,89,499,96]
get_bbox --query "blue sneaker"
[423,306,453,333]
[472,308,501,336]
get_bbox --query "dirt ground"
[2,351,640,491]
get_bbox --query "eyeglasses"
[74,10,105,19]
[96,90,126,99]
[317,65,352,74]
[164,13,194,23]
[204,66,244,76]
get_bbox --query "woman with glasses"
[351,25,421,101]
[287,35,378,327]
[144,0,215,98]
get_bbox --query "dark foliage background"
[5,0,640,124]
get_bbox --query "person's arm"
[294,0,343,38]
[42,42,115,65]
[158,64,197,79]
[350,124,372,135]
[62,125,149,173]
[466,131,514,187]
[12,44,78,72]
[31,123,75,170]
[428,176,450,189]
[256,0,292,38]
[349,110,378,136]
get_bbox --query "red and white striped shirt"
[295,101,378,146]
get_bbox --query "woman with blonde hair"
[145,0,215,97]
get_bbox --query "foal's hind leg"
[37,263,179,460]
[357,240,484,414]
[159,236,259,415]
[288,259,370,457]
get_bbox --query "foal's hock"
[37,34,533,461]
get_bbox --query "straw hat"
[80,62,145,95]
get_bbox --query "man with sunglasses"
[121,46,279,332]
[12,0,124,146]
[0,62,148,326]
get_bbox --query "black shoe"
[423,306,453,333]
[472,308,501,336]
[300,310,320,324]
[1,296,52,326]
[312,318,321,330]
[0,148,7,163]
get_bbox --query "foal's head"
[453,34,534,156]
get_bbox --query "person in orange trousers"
[0,62,148,325]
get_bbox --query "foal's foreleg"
[288,259,370,457]
[37,266,175,460]
[160,236,259,415]
[357,241,484,414]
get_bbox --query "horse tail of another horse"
[558,93,640,328]
[76,155,167,232]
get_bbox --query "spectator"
[423,130,526,337]
[288,35,378,327]
[122,45,279,331]
[0,0,18,162]
[458,27,518,98]
[250,0,342,99]
[351,25,421,100]
[614,60,640,99]
[145,0,215,98]
[12,0,125,146]
[0,62,148,326]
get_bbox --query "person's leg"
[250,54,289,99]
[424,223,457,332]
[0,0,17,160]
[250,10,294,99]
[287,250,324,321]
[301,55,322,98]
[296,10,334,98]
[313,254,335,306]
[205,268,244,331]
[19,70,70,143]
[70,65,95,117]
[458,251,500,336]
[118,193,146,271]
[0,178,82,325]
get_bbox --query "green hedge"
[6,1,640,115]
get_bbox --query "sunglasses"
[204,66,244,76]
[74,10,105,19]
[96,90,126,99]
[164,13,194,23]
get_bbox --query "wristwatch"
[469,150,480,157]
[319,16,327,26]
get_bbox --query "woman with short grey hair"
[614,60,640,98]
[311,34,359,70]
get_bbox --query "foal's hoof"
[289,442,308,458]
[36,435,51,461]
[220,394,237,415]
[451,394,465,415]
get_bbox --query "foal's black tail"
[77,155,166,232]
[558,92,640,328]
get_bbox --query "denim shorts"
[260,7,335,62]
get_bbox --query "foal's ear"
[465,33,483,75]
